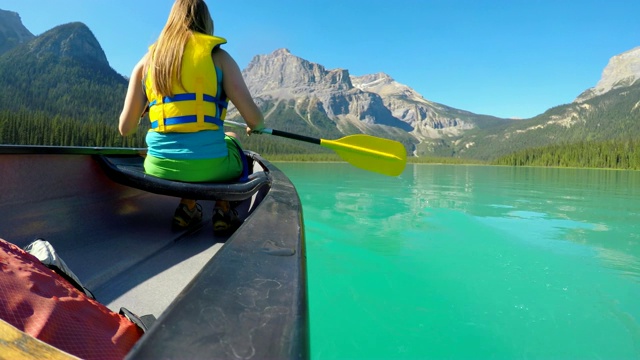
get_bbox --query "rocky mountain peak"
[351,72,427,102]
[243,48,353,98]
[237,48,478,137]
[272,48,292,56]
[0,9,35,55]
[575,46,640,102]
[352,72,393,85]
[25,22,109,67]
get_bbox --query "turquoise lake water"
[276,163,640,360]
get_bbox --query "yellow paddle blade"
[321,135,407,176]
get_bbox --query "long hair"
[148,0,214,97]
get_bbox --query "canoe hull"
[0,145,308,359]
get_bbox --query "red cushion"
[0,238,143,360]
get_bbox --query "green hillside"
[450,81,640,161]
[0,22,127,123]
[0,22,138,147]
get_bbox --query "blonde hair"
[148,0,214,97]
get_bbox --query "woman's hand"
[246,124,265,136]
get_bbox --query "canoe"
[0,145,308,359]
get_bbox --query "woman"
[119,0,264,233]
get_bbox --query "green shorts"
[144,136,243,182]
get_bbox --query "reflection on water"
[277,162,640,359]
[598,247,640,282]
[407,164,640,254]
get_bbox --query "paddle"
[225,120,407,176]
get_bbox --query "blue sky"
[3,0,639,119]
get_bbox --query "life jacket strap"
[150,115,223,130]
[148,93,227,107]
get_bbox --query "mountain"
[349,72,508,138]
[241,48,411,131]
[20,21,110,66]
[451,81,640,159]
[231,48,511,157]
[452,48,640,160]
[0,20,126,122]
[230,47,640,159]
[0,9,34,55]
[575,47,640,103]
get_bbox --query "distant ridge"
[234,48,511,157]
[0,20,126,122]
[21,22,110,67]
[575,46,640,102]
[234,46,640,159]
[0,9,34,55]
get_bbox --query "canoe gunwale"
[125,150,309,359]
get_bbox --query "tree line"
[3,109,640,170]
[492,138,640,170]
[0,110,330,156]
[0,110,146,147]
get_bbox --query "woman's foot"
[212,201,240,234]
[172,202,202,228]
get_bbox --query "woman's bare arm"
[213,49,265,134]
[119,56,148,136]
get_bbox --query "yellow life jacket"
[145,33,228,133]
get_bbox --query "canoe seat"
[95,153,271,201]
